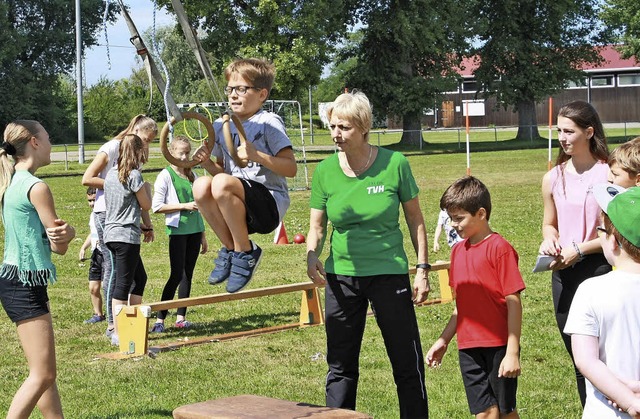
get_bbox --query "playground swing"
[114,0,249,169]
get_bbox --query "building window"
[590,75,614,88]
[462,81,479,93]
[566,78,587,89]
[619,73,640,87]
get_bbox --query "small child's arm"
[433,222,443,253]
[499,292,522,378]
[426,308,457,367]
[200,233,208,254]
[79,233,91,261]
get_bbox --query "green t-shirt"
[309,147,419,276]
[0,170,56,286]
[166,167,205,236]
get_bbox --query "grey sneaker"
[208,247,232,285]
[226,242,262,293]
[105,326,115,338]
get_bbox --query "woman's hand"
[307,250,326,285]
[412,269,431,304]
[539,237,562,257]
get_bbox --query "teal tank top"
[0,170,56,286]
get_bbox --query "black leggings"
[106,242,147,300]
[551,253,611,407]
[324,273,428,418]
[157,232,202,319]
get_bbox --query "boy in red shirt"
[426,176,525,418]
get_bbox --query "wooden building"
[424,46,640,128]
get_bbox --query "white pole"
[75,0,85,164]
[308,85,314,144]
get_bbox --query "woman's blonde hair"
[115,114,157,140]
[0,120,42,205]
[326,91,372,141]
[117,134,147,184]
[169,136,195,182]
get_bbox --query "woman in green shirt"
[0,120,75,418]
[306,92,431,418]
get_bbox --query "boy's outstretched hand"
[426,339,448,368]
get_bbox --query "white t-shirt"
[565,270,640,419]
[212,110,292,221]
[438,209,462,248]
[93,139,121,213]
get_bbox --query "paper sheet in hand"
[532,255,556,273]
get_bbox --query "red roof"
[457,45,639,77]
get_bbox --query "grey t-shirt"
[212,110,292,221]
[103,167,145,245]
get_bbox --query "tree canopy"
[342,0,471,145]
[602,0,640,60]
[154,0,357,102]
[0,0,117,140]
[468,0,613,139]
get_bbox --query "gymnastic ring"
[160,111,215,168]
[222,113,249,168]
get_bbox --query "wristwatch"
[416,263,432,270]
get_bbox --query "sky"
[83,0,174,86]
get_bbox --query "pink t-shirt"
[548,161,609,249]
[450,233,526,350]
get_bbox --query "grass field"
[0,138,624,418]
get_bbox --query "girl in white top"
[151,137,208,332]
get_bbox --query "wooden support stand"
[172,395,373,418]
[102,261,451,359]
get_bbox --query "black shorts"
[0,277,49,323]
[89,247,103,281]
[239,178,279,234]
[459,346,518,415]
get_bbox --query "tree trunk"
[516,99,540,140]
[398,111,424,146]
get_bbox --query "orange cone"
[274,221,289,245]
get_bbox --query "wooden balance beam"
[102,261,451,359]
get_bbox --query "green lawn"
[0,142,611,418]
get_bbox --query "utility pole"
[75,0,85,163]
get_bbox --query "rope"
[152,5,173,131]
[102,0,112,70]
[169,0,228,114]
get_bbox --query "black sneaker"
[226,242,263,293]
[208,247,233,285]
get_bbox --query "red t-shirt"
[449,233,525,350]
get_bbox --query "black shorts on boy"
[240,178,279,234]
[88,247,103,281]
[459,345,518,415]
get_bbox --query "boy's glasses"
[224,85,260,96]
[596,226,608,235]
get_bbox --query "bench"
[104,261,451,358]
[172,394,373,418]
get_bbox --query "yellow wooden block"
[115,305,151,355]
[299,288,324,326]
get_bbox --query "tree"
[154,0,357,101]
[602,0,640,60]
[343,0,471,145]
[469,0,613,140]
[0,0,117,141]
